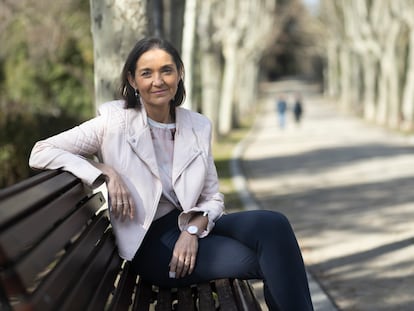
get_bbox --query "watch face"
[187,225,198,235]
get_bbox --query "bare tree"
[165,0,185,53]
[321,0,414,131]
[147,0,164,37]
[391,0,414,130]
[197,0,222,137]
[181,0,198,110]
[89,0,148,108]
[213,0,259,135]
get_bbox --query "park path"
[239,80,414,311]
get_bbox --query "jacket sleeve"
[29,114,107,186]
[178,118,225,236]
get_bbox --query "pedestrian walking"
[276,95,287,129]
[293,93,303,125]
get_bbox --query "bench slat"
[215,279,238,311]
[59,232,118,311]
[86,250,124,311]
[232,279,262,311]
[29,212,110,310]
[132,278,154,311]
[197,282,216,310]
[0,172,79,230]
[0,183,87,265]
[14,192,105,290]
[177,286,195,311]
[0,170,60,200]
[108,261,138,310]
[156,287,172,311]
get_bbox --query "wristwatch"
[186,225,199,235]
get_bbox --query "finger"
[128,197,135,220]
[169,257,178,278]
[114,199,123,218]
[175,262,183,278]
[112,198,124,219]
[179,256,192,278]
[182,258,192,277]
[175,256,187,278]
[180,266,189,278]
[188,256,196,275]
[121,195,129,219]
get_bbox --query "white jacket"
[29,100,225,260]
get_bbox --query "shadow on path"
[242,80,414,310]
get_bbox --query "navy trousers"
[132,209,314,311]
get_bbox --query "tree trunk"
[197,0,221,138]
[89,0,147,109]
[339,46,351,111]
[325,42,340,98]
[376,21,400,126]
[219,39,238,135]
[401,29,414,130]
[166,0,185,53]
[200,53,221,135]
[361,54,377,121]
[147,0,164,37]
[181,0,198,110]
[236,0,276,120]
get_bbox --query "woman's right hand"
[105,169,135,221]
[93,162,135,221]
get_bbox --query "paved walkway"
[234,80,414,310]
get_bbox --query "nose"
[153,74,164,86]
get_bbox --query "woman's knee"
[254,210,290,225]
[251,210,294,237]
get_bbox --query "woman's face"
[129,48,180,113]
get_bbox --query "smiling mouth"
[152,89,168,95]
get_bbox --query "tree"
[197,0,222,137]
[321,0,414,131]
[89,0,148,108]
[0,0,95,186]
[236,0,277,119]
[391,0,414,130]
[181,0,198,110]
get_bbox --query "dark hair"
[119,37,186,113]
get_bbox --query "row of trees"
[90,0,318,137]
[321,0,414,131]
[1,0,319,187]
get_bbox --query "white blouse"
[147,117,181,220]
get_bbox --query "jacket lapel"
[124,107,201,183]
[126,108,160,178]
[172,110,201,184]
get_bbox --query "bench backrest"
[0,170,133,311]
[0,170,263,311]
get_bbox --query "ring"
[116,202,124,206]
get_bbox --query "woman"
[29,37,313,310]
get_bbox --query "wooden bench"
[0,170,262,311]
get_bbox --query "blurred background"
[1,0,414,189]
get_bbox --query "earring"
[134,89,139,98]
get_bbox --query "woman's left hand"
[169,232,198,278]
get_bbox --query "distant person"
[276,95,287,129]
[293,93,304,125]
